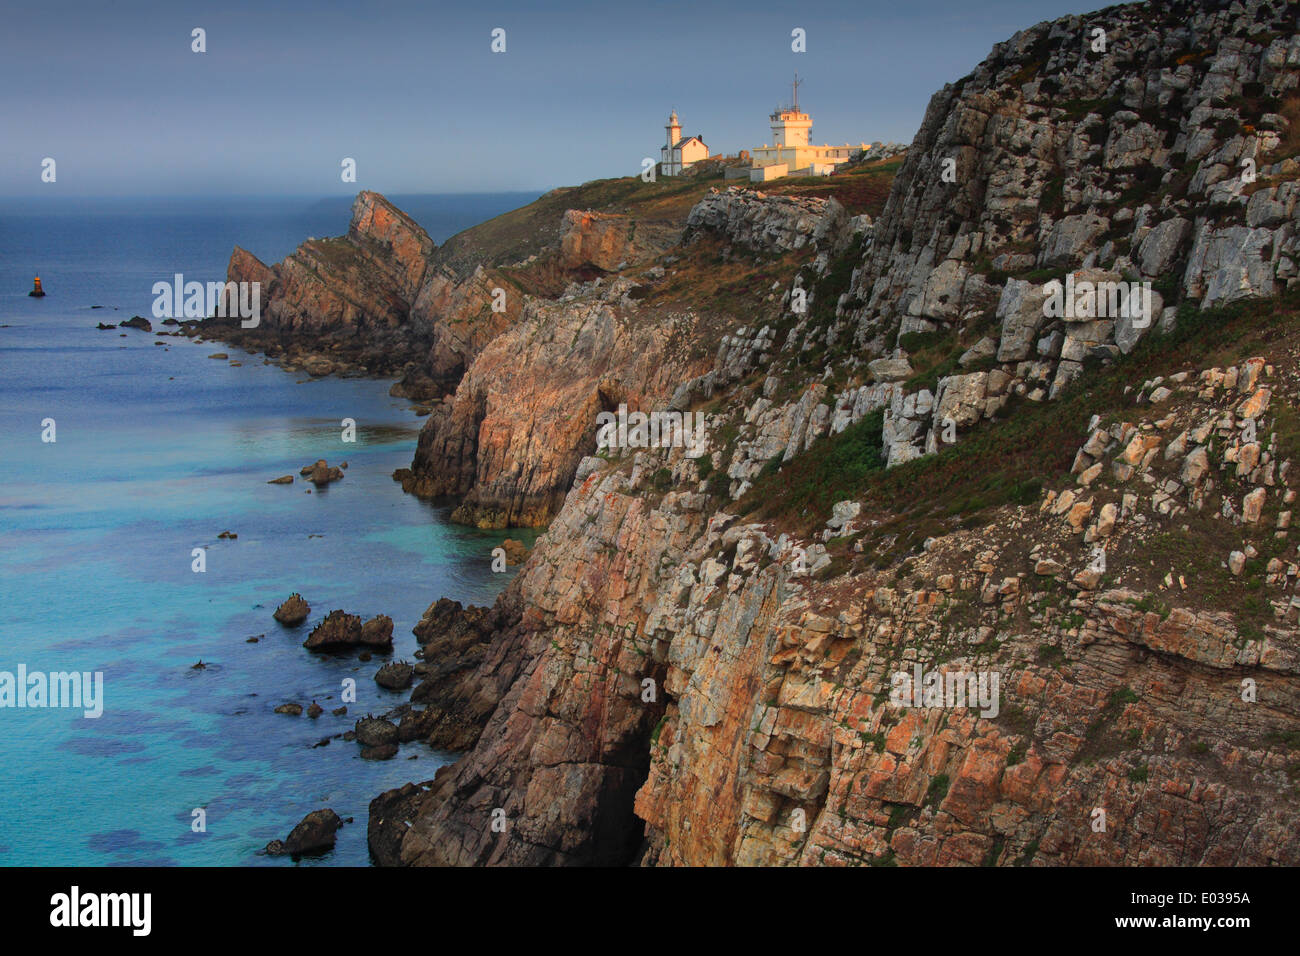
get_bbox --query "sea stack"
[28,277,45,297]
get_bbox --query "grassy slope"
[735,290,1300,610]
[432,173,726,273]
[755,155,905,217]
[431,154,906,273]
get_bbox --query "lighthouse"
[660,110,709,176]
[29,276,45,297]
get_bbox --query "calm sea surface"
[0,193,539,865]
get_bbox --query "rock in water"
[303,609,361,649]
[267,474,294,484]
[264,808,342,857]
[273,593,310,627]
[302,610,392,651]
[374,661,414,690]
[307,459,344,486]
[359,614,394,648]
[355,716,399,748]
[119,315,152,331]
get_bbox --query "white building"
[748,76,869,181]
[660,111,709,176]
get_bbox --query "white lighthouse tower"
[769,74,812,147]
[666,110,682,152]
[660,110,709,176]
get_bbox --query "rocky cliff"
[365,0,1300,867]
[199,191,522,394]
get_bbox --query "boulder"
[867,358,914,383]
[502,538,530,565]
[995,279,1050,362]
[355,716,399,748]
[264,808,342,857]
[360,615,394,648]
[374,661,414,690]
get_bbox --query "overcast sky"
[0,0,1101,196]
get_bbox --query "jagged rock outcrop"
[204,191,522,391]
[685,188,848,255]
[558,209,683,272]
[211,192,436,376]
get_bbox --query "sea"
[0,192,541,866]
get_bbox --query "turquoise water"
[0,195,538,865]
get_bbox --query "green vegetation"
[738,409,884,525]
[741,287,1300,540]
[925,773,951,808]
[761,155,905,217]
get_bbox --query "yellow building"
[749,77,869,181]
[661,111,709,176]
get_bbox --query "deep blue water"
[0,194,539,865]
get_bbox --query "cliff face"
[375,350,1300,867]
[836,0,1300,465]
[401,191,843,526]
[367,0,1300,867]
[405,279,716,527]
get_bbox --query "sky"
[0,0,1103,197]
